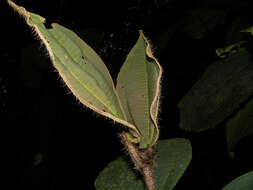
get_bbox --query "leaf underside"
[19,10,126,119]
[8,0,163,148]
[7,0,145,135]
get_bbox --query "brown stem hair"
[121,133,157,190]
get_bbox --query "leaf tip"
[7,0,29,21]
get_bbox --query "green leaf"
[9,1,163,149]
[8,0,140,137]
[116,32,162,148]
[95,138,192,190]
[178,50,252,132]
[222,171,253,190]
[226,97,253,153]
[48,23,124,117]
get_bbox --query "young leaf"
[226,97,253,153]
[116,32,162,148]
[8,1,163,188]
[178,50,252,132]
[95,138,192,190]
[7,0,140,138]
[222,170,253,190]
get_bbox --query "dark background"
[1,0,253,189]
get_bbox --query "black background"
[1,0,253,189]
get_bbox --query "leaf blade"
[222,171,253,190]
[226,97,253,153]
[8,0,141,136]
[48,25,123,117]
[116,32,162,148]
[178,50,252,132]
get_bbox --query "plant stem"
[120,133,157,190]
[143,166,157,190]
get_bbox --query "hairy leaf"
[95,139,192,190]
[116,32,162,148]
[8,1,164,148]
[7,0,141,138]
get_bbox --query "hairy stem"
[143,166,157,190]
[120,133,157,190]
